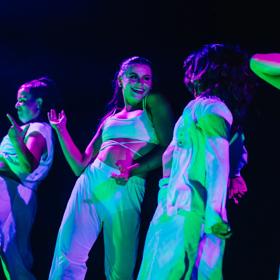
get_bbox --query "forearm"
[55,127,88,176]
[250,54,280,75]
[132,146,166,176]
[250,55,280,89]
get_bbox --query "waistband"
[92,157,121,175]
[91,158,145,184]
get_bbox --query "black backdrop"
[1,0,279,279]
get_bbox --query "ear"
[36,98,43,110]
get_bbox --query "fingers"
[111,172,128,180]
[48,109,65,123]
[48,109,59,121]
[212,222,232,239]
[6,113,18,127]
[113,161,139,184]
[127,163,140,171]
[111,173,127,185]
[228,176,248,203]
[58,110,65,120]
[115,161,139,171]
[215,231,232,239]
[47,109,57,122]
[233,196,239,205]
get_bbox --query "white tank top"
[0,122,54,190]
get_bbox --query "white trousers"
[137,202,225,280]
[49,158,145,280]
[0,176,37,280]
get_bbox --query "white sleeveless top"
[0,122,54,190]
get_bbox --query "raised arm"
[132,93,175,176]
[3,114,47,177]
[250,53,280,90]
[48,109,103,176]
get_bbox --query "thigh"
[102,176,145,280]
[56,172,103,262]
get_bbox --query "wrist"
[55,125,67,135]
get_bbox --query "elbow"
[73,155,92,176]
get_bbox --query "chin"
[18,116,28,124]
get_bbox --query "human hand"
[48,109,67,132]
[228,175,247,204]
[7,113,30,143]
[211,222,232,239]
[111,160,139,185]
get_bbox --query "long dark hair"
[183,43,256,123]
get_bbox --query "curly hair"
[183,43,256,122]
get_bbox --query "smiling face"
[15,87,42,123]
[119,63,152,107]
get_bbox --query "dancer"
[48,56,174,279]
[0,77,57,279]
[137,43,255,280]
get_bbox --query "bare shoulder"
[26,131,47,146]
[146,93,173,117]
[146,93,175,146]
[146,92,169,107]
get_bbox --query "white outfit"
[0,122,54,280]
[49,100,159,280]
[138,96,232,280]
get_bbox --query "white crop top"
[101,104,159,145]
[100,97,159,157]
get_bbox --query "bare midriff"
[97,138,157,178]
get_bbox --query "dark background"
[0,0,279,279]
